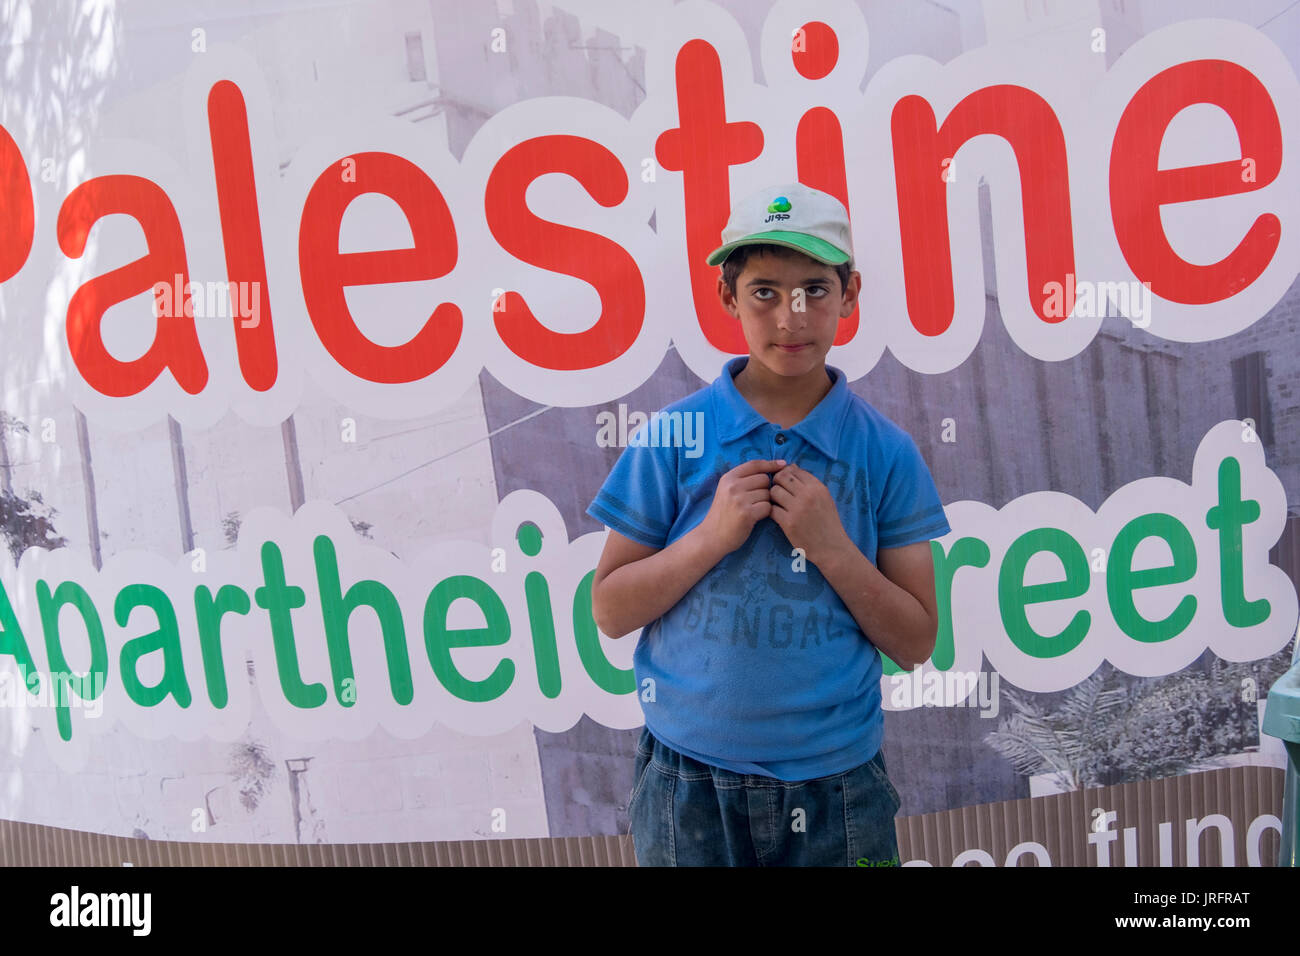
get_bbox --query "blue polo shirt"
[586,355,951,781]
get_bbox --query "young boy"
[586,183,951,866]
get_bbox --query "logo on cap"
[764,195,792,223]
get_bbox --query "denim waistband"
[637,725,885,788]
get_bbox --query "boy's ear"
[840,270,862,315]
[717,274,739,316]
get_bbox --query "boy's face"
[717,247,861,380]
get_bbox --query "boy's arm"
[767,459,943,670]
[590,525,729,639]
[589,458,786,639]
[817,541,939,672]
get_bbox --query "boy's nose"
[777,307,805,330]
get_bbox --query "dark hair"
[720,243,853,297]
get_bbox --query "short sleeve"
[585,433,678,549]
[876,434,951,549]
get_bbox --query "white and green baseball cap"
[706,182,853,267]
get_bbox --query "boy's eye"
[752,286,829,301]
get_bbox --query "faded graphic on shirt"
[670,455,869,652]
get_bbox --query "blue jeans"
[627,726,902,866]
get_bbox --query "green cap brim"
[706,231,850,267]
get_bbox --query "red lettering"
[796,106,859,344]
[208,79,277,391]
[791,21,838,81]
[1111,59,1281,303]
[298,151,461,383]
[892,86,1076,335]
[656,40,764,353]
[791,23,859,344]
[56,176,207,397]
[0,123,34,283]
[486,134,643,370]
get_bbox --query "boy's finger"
[732,458,787,476]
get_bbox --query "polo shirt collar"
[711,355,849,460]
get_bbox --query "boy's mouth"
[775,343,810,352]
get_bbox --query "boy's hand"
[769,463,854,567]
[701,459,787,554]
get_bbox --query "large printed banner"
[0,419,1294,763]
[0,0,1297,855]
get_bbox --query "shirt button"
[775,433,786,444]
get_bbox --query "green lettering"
[1106,513,1196,642]
[999,528,1090,658]
[37,579,108,740]
[1205,456,1268,627]
[0,575,39,694]
[115,583,192,707]
[573,570,633,695]
[314,534,412,706]
[423,575,512,702]
[194,584,250,708]
[253,541,326,708]
[524,571,561,699]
